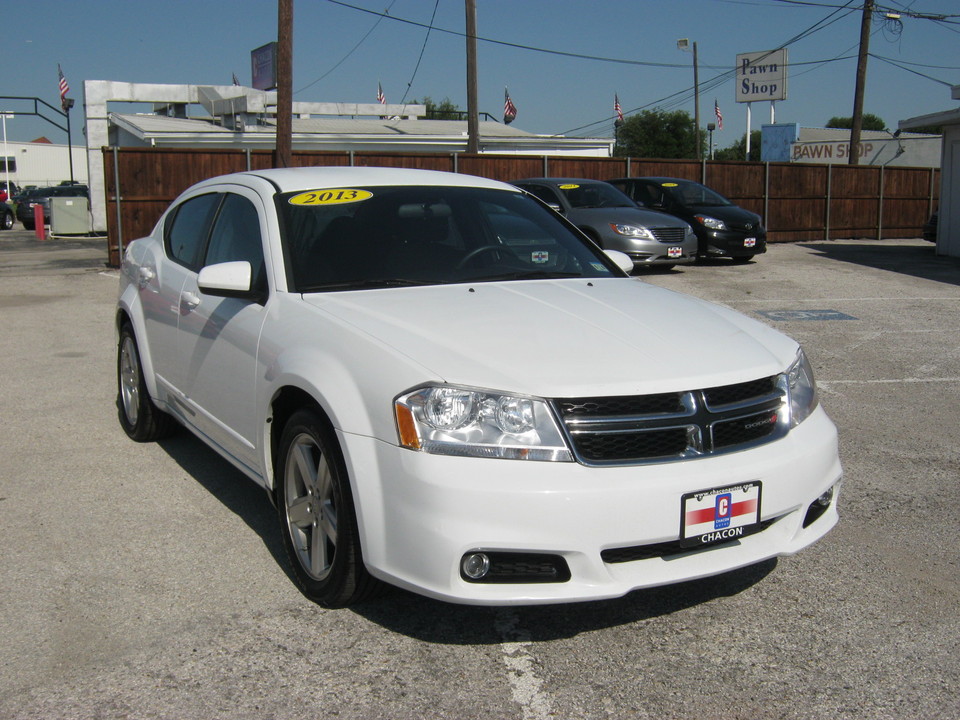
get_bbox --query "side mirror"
[604,249,635,274]
[198,261,262,301]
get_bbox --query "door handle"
[181,291,201,310]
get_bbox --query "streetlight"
[707,122,716,160]
[677,39,701,160]
[1,112,12,200]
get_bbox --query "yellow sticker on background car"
[558,184,580,190]
[288,189,373,206]
[662,182,679,187]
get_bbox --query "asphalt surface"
[1,228,958,719]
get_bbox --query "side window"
[165,193,220,268]
[521,184,561,207]
[203,193,266,289]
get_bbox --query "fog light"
[461,553,490,580]
[816,487,834,507]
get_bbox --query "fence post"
[245,148,252,171]
[825,164,832,241]
[877,165,884,241]
[929,167,936,217]
[701,157,707,185]
[764,163,770,236]
[452,152,458,174]
[626,157,631,177]
[542,155,549,177]
[112,146,124,259]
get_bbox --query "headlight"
[781,349,819,427]
[609,223,656,241]
[395,385,573,461]
[695,215,727,231]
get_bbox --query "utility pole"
[848,0,874,166]
[465,0,479,154]
[693,41,701,161]
[275,0,293,168]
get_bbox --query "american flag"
[58,64,70,103]
[714,99,723,131]
[503,88,517,125]
[377,82,385,106]
[615,94,624,126]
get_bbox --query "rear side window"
[165,193,220,268]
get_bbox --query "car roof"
[515,178,610,186]
[191,167,521,194]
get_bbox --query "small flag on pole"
[377,82,386,119]
[714,99,723,131]
[615,94,624,127]
[58,64,70,110]
[503,88,517,125]
[232,73,240,86]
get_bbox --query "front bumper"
[699,229,767,258]
[339,406,841,605]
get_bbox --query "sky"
[2,0,958,148]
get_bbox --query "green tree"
[714,130,762,162]
[825,114,887,131]
[414,96,463,120]
[614,109,704,159]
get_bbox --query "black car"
[15,185,89,230]
[608,177,766,263]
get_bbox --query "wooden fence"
[103,147,940,267]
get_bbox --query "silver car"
[513,178,697,269]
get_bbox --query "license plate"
[680,482,762,548]
[667,246,682,258]
[744,237,757,248]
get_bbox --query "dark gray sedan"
[513,178,697,270]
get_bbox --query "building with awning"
[83,80,613,232]
[900,84,960,258]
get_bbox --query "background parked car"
[609,177,766,263]
[512,178,696,270]
[15,184,89,230]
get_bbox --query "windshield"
[558,182,634,209]
[277,186,620,292]
[665,180,732,207]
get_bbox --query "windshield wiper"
[468,270,583,282]
[301,278,437,292]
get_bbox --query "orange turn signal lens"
[395,403,421,450]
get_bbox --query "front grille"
[650,227,687,244]
[554,376,784,466]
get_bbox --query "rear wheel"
[276,408,381,607]
[117,323,177,441]
[1,210,12,230]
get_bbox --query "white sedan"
[116,167,841,607]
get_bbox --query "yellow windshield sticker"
[662,182,679,187]
[558,184,580,190]
[288,189,373,206]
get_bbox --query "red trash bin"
[34,203,45,240]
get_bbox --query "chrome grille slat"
[553,376,784,466]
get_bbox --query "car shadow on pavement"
[353,559,777,644]
[800,241,960,288]
[156,431,293,581]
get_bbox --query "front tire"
[117,323,176,441]
[276,409,380,607]
[1,211,12,230]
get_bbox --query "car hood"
[683,204,761,225]
[566,206,690,229]
[302,279,796,397]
